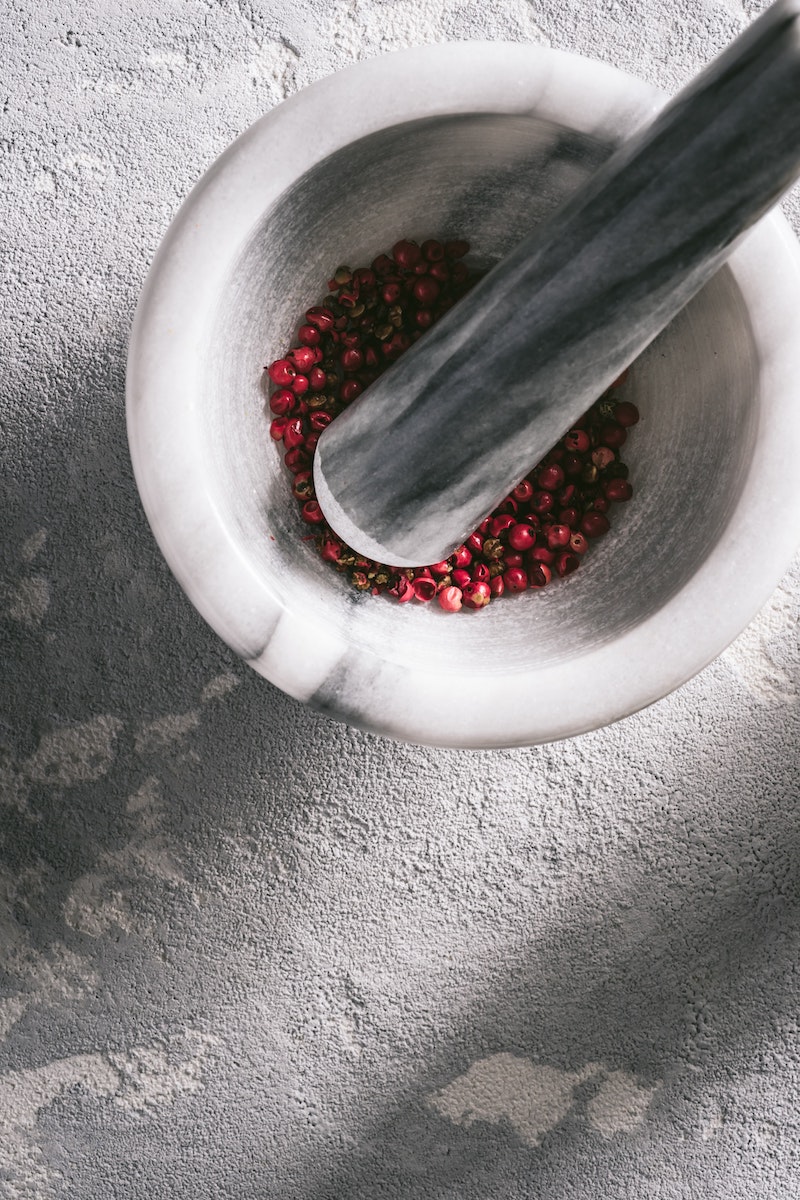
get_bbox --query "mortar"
[126,42,800,748]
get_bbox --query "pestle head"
[314,0,800,568]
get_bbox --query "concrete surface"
[2,0,800,1196]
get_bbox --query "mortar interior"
[206,112,757,675]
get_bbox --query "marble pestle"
[314,0,800,568]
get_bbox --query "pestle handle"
[314,0,800,568]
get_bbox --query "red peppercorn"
[412,276,440,306]
[508,523,536,552]
[305,306,335,332]
[320,537,342,562]
[591,446,616,470]
[559,507,579,528]
[269,417,288,440]
[593,496,610,513]
[466,532,484,554]
[438,585,463,612]
[415,309,433,329]
[497,495,519,516]
[605,478,633,502]
[452,568,471,588]
[412,577,437,602]
[471,562,490,584]
[614,400,640,427]
[555,552,581,577]
[569,531,589,554]
[430,559,452,576]
[292,471,314,500]
[537,464,565,491]
[422,239,445,261]
[428,262,450,282]
[371,254,394,276]
[309,411,332,432]
[531,490,555,515]
[600,421,627,448]
[341,348,364,373]
[528,562,552,588]
[340,379,363,403]
[453,545,472,568]
[392,239,422,268]
[444,239,470,259]
[563,453,583,477]
[546,524,571,549]
[530,544,555,565]
[298,323,321,346]
[503,567,528,593]
[512,479,534,503]
[284,447,310,473]
[301,500,325,524]
[283,418,306,450]
[269,389,295,415]
[462,581,491,609]
[490,514,517,538]
[304,432,320,454]
[290,374,309,396]
[308,367,327,392]
[382,283,402,304]
[353,268,376,288]
[267,358,296,386]
[288,345,316,372]
[564,429,590,453]
[580,511,611,538]
[504,552,524,568]
[490,576,505,597]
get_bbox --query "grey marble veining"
[314,0,800,567]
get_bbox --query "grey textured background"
[3,0,800,1196]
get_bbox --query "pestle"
[313,0,800,568]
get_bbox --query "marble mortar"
[126,42,800,748]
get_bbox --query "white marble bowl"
[127,43,800,748]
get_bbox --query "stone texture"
[316,0,800,566]
[3,0,800,1198]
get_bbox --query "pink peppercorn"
[580,511,611,538]
[268,358,296,386]
[555,551,581,577]
[503,567,528,593]
[605,478,633,502]
[528,562,552,588]
[283,418,306,450]
[508,523,536,552]
[614,400,640,427]
[462,581,491,609]
[546,524,571,549]
[392,239,422,268]
[537,464,565,491]
[288,345,316,372]
[305,306,335,331]
[269,389,295,416]
[301,500,325,524]
[412,577,437,602]
[438,585,463,612]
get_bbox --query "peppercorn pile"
[265,238,639,612]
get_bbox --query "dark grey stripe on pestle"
[314,0,800,567]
